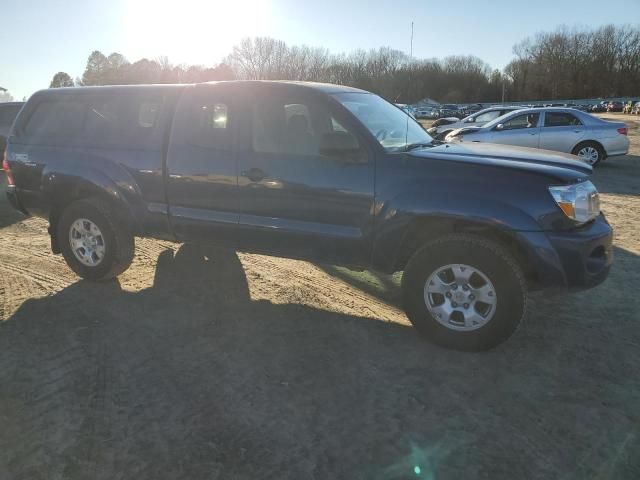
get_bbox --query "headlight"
[548,180,600,223]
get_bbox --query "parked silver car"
[415,106,439,119]
[427,105,524,140]
[444,108,629,166]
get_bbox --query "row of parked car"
[410,103,485,120]
[427,104,629,166]
[624,100,640,114]
[406,99,640,120]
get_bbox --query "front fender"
[371,186,544,272]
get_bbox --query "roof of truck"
[31,80,369,99]
[202,80,369,94]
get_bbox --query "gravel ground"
[0,114,639,480]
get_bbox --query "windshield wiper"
[404,142,435,152]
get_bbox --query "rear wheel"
[402,234,527,351]
[58,198,135,281]
[573,141,605,166]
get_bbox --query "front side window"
[333,92,433,151]
[544,112,582,127]
[500,113,540,130]
[251,95,359,157]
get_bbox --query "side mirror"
[495,123,504,131]
[467,117,475,123]
[319,132,361,158]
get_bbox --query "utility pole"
[501,81,506,104]
[410,21,414,58]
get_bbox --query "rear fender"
[42,156,146,244]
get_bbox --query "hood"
[409,142,592,180]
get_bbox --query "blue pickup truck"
[3,81,612,350]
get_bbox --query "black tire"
[572,141,605,166]
[402,234,527,351]
[435,130,452,141]
[58,198,135,281]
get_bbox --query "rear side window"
[544,112,582,127]
[187,102,231,150]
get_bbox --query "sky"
[2,0,639,101]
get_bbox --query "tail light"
[2,151,14,186]
[617,127,627,135]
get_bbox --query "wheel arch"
[572,139,607,159]
[385,216,540,288]
[45,174,142,254]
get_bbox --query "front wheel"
[435,130,452,141]
[58,198,135,281]
[402,234,527,351]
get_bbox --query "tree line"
[50,24,639,104]
[506,25,640,100]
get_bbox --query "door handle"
[574,129,581,133]
[242,167,266,182]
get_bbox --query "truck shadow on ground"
[1,244,639,480]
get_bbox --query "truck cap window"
[23,94,162,147]
[25,100,85,135]
[0,105,22,125]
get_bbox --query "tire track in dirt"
[0,260,74,289]
[0,273,46,320]
[0,282,5,321]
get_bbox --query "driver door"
[235,86,375,265]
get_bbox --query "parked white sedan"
[444,108,629,166]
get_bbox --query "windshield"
[333,92,433,152]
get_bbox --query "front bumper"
[518,214,613,292]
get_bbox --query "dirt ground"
[1,114,639,480]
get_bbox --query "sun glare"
[123,0,272,66]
